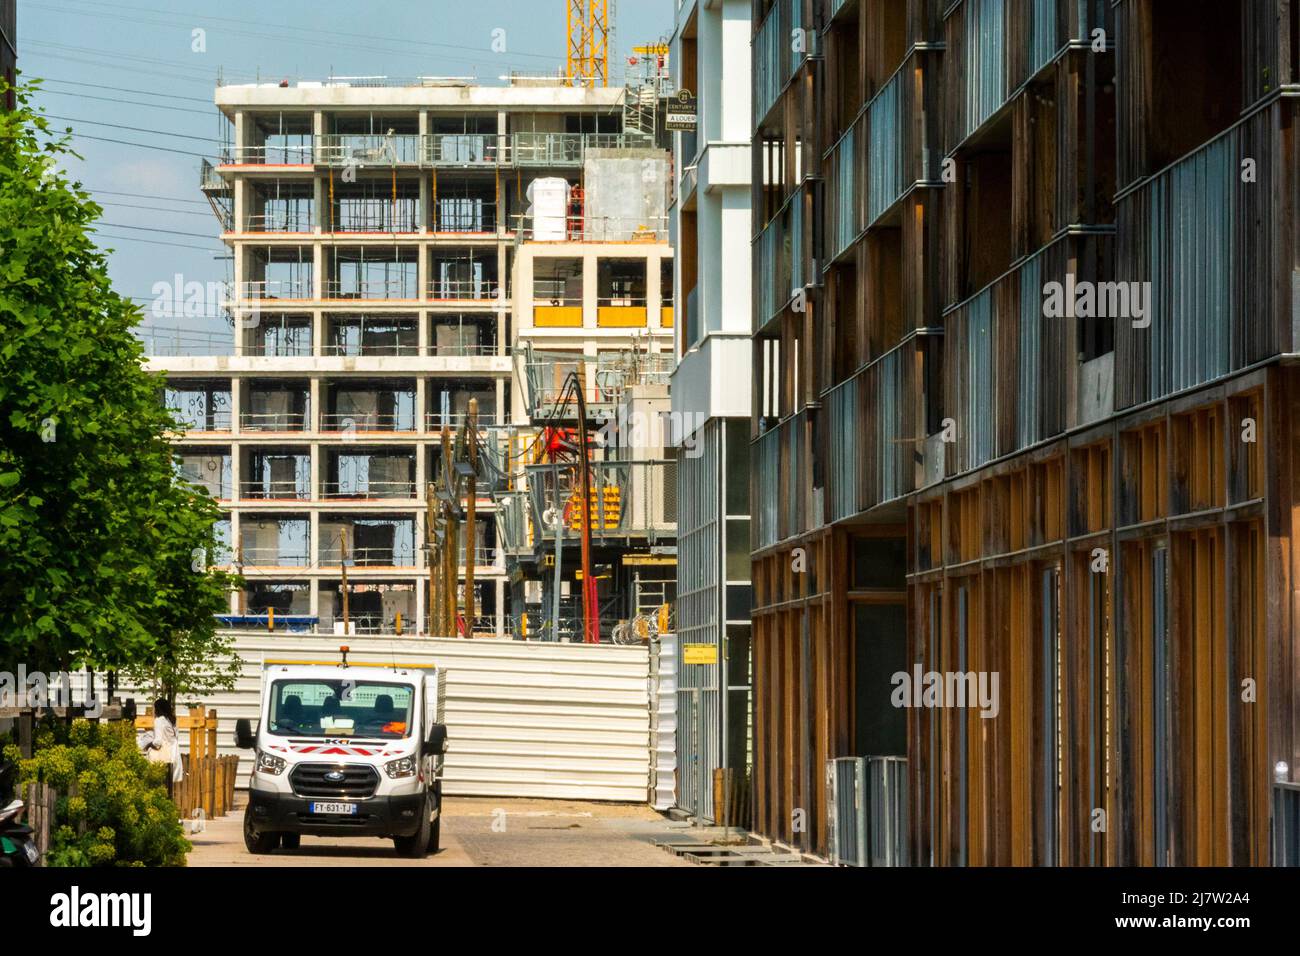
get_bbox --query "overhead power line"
[38,76,214,103]
[43,114,218,141]
[63,132,213,158]
[35,88,213,114]
[91,231,223,252]
[42,114,218,142]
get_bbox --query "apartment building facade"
[751,0,1300,866]
[148,76,673,638]
[670,0,756,824]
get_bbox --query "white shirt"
[142,715,184,782]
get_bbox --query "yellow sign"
[682,644,718,665]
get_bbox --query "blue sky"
[16,0,675,337]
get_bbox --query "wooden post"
[428,480,441,636]
[441,423,456,636]
[465,397,478,636]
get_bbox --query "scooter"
[0,760,40,867]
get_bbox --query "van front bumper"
[246,789,426,838]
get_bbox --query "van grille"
[289,763,379,799]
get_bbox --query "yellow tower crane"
[566,0,610,87]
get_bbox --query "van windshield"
[268,680,415,739]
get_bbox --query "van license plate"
[310,802,358,815]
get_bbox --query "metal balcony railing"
[515,214,669,243]
[333,199,421,233]
[240,411,310,432]
[425,133,506,166]
[239,480,310,501]
[319,546,417,568]
[136,326,234,357]
[321,480,417,500]
[221,145,315,166]
[427,278,501,302]
[246,331,312,357]
[234,279,314,302]
[320,412,417,433]
[511,131,648,166]
[246,210,315,233]
[171,408,232,433]
[315,133,423,167]
[322,276,420,300]
[240,547,310,568]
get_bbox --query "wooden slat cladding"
[909,376,1288,865]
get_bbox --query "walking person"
[140,698,184,799]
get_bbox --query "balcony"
[323,450,417,500]
[945,0,1097,150]
[753,0,808,129]
[426,133,506,166]
[754,411,807,550]
[1114,102,1290,410]
[324,316,418,356]
[511,132,647,167]
[241,450,310,501]
[942,232,1107,476]
[319,516,417,568]
[825,343,921,524]
[221,143,314,166]
[165,383,231,432]
[754,185,806,328]
[239,516,310,569]
[176,450,232,500]
[323,382,418,434]
[315,133,423,167]
[242,384,310,433]
[137,326,233,358]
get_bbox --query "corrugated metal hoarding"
[128,631,655,803]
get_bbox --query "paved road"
[187,795,693,867]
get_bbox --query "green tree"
[0,78,237,680]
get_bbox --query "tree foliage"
[8,721,190,867]
[0,79,237,676]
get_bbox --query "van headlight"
[256,750,286,776]
[384,755,417,779]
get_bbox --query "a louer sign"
[665,88,697,131]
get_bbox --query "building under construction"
[751,0,1300,866]
[148,51,676,639]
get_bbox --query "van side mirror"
[423,723,448,756]
[235,718,257,750]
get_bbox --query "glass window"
[268,680,415,739]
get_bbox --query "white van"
[235,650,447,858]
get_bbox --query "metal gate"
[676,661,719,821]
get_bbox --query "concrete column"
[312,310,325,358]
[229,376,242,437]
[496,578,505,638]
[415,379,427,434]
[309,378,322,435]
[647,251,663,329]
[229,442,242,503]
[309,432,322,503]
[313,241,325,300]
[583,251,598,329]
[308,511,321,621]
[229,509,242,613]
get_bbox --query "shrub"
[5,720,190,867]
